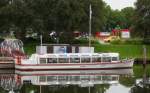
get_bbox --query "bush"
[125,39,142,45]
[72,38,99,45]
[143,38,150,45]
[0,38,4,43]
[72,39,89,44]
[110,39,143,45]
[110,39,123,44]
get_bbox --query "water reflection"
[0,74,22,93]
[131,67,150,93]
[0,66,148,93]
[0,69,135,93]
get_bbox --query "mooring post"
[143,45,147,68]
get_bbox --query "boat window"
[102,57,111,62]
[70,58,80,63]
[80,76,90,81]
[92,57,101,62]
[59,58,69,63]
[47,76,57,81]
[39,76,46,82]
[112,57,118,61]
[96,76,102,81]
[112,76,118,80]
[81,58,91,63]
[102,76,111,81]
[47,58,57,63]
[70,76,80,81]
[40,58,46,64]
[58,76,68,81]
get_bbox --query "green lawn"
[94,44,150,59]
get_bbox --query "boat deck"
[0,57,15,69]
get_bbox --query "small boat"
[15,52,134,70]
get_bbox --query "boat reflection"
[16,69,133,87]
[21,74,119,87]
[0,69,133,93]
[0,74,22,93]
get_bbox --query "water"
[0,66,149,93]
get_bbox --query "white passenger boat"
[15,52,134,70]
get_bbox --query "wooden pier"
[0,57,15,69]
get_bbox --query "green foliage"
[103,6,135,31]
[0,0,149,43]
[121,7,135,29]
[72,38,99,45]
[72,39,89,45]
[143,38,150,44]
[0,38,4,43]
[24,40,39,55]
[119,76,135,87]
[110,39,123,44]
[134,0,150,38]
[0,0,107,42]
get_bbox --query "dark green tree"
[121,7,135,29]
[0,0,108,43]
[134,0,150,38]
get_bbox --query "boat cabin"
[31,53,119,64]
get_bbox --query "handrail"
[121,58,134,62]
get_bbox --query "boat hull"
[15,61,134,71]
[15,69,133,75]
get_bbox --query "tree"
[134,0,150,38]
[121,7,135,29]
[0,0,11,33]
[0,0,107,43]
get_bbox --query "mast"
[89,4,92,47]
[40,35,43,54]
[40,35,43,46]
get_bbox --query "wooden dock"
[0,57,15,69]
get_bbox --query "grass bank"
[94,44,150,59]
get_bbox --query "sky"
[104,0,137,10]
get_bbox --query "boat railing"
[121,58,134,63]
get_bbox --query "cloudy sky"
[104,0,137,10]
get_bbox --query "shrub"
[0,38,4,43]
[125,39,142,45]
[110,39,143,45]
[143,38,150,45]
